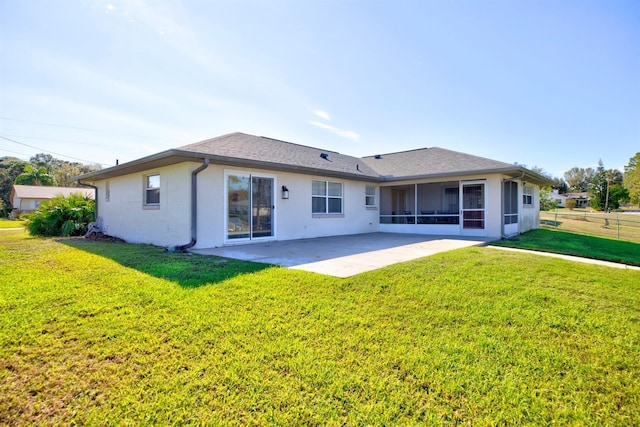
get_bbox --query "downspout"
[501,170,525,239]
[175,158,210,251]
[78,180,98,226]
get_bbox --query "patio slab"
[192,233,491,277]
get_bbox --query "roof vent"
[320,152,329,160]
[374,154,382,159]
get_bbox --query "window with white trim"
[365,185,376,207]
[523,185,533,206]
[312,180,343,214]
[145,174,160,206]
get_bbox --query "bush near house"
[565,199,577,210]
[25,193,95,237]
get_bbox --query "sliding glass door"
[226,172,274,241]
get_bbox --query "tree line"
[542,153,640,211]
[0,153,101,215]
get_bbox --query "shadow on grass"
[490,229,640,267]
[61,238,274,288]
[540,219,562,226]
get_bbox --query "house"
[551,189,590,208]
[10,185,95,217]
[75,132,552,249]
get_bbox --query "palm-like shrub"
[26,194,95,237]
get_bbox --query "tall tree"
[564,167,595,192]
[624,152,640,206]
[589,160,625,211]
[14,164,57,186]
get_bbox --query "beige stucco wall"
[96,163,193,246]
[95,161,379,248]
[520,184,540,233]
[194,164,379,248]
[94,162,541,247]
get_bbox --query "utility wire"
[0,116,178,142]
[0,135,111,166]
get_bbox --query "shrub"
[565,198,577,210]
[25,194,95,237]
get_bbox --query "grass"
[540,209,640,243]
[1,230,639,425]
[491,228,640,267]
[0,218,25,229]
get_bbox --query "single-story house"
[10,185,95,217]
[551,189,590,208]
[75,132,552,249]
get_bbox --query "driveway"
[192,233,490,277]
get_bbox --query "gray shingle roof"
[177,132,380,179]
[362,147,517,179]
[76,132,550,185]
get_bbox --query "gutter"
[501,170,526,239]
[173,158,210,252]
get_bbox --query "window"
[503,181,518,224]
[312,180,342,214]
[105,181,110,202]
[365,185,376,207]
[523,185,533,206]
[145,174,160,206]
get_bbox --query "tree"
[589,160,624,211]
[551,177,568,193]
[624,152,640,206]
[30,153,64,174]
[539,187,557,211]
[564,167,595,192]
[14,164,57,186]
[0,157,29,215]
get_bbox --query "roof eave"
[74,149,381,182]
[379,166,554,186]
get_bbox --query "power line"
[2,133,131,148]
[0,116,179,142]
[0,135,110,166]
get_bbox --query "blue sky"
[1,0,638,178]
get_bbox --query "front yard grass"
[0,218,25,229]
[1,230,639,425]
[490,228,640,266]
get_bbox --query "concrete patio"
[192,233,491,277]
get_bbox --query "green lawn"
[1,230,639,425]
[0,219,25,229]
[491,228,640,266]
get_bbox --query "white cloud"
[309,121,359,142]
[314,110,331,121]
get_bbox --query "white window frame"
[523,185,534,207]
[365,185,376,208]
[312,180,343,214]
[144,174,160,208]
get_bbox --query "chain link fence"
[540,210,640,243]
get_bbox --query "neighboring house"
[75,132,552,248]
[10,185,95,217]
[551,189,590,208]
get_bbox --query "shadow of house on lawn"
[61,238,274,288]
